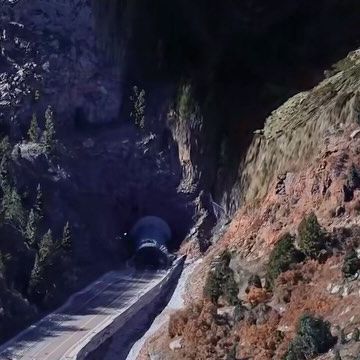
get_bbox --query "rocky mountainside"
[92,0,360,214]
[0,0,198,341]
[142,50,360,360]
[1,0,360,357]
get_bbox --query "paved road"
[0,268,170,360]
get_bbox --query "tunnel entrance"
[130,216,172,269]
[133,246,169,269]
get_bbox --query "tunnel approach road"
[0,258,184,360]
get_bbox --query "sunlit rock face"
[91,0,360,216]
[0,0,122,130]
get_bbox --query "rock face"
[0,0,200,342]
[0,0,199,262]
[91,0,360,216]
[1,0,360,349]
[141,49,360,360]
[0,0,121,131]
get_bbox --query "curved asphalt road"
[0,268,170,360]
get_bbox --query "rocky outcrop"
[0,0,121,132]
[141,48,360,360]
[240,50,360,204]
[91,0,360,218]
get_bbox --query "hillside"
[1,1,360,358]
[140,50,360,359]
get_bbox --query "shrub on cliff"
[285,314,336,360]
[204,250,239,305]
[298,212,325,258]
[266,233,301,288]
[342,248,360,278]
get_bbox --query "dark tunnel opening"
[133,247,169,270]
[129,216,173,269]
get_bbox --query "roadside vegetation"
[166,212,360,359]
[0,107,77,341]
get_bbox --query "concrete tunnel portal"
[130,216,172,269]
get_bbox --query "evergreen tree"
[39,229,54,262]
[34,184,43,224]
[130,86,146,129]
[342,248,360,278]
[2,187,25,232]
[43,105,56,154]
[0,252,16,288]
[0,136,10,159]
[29,229,65,307]
[285,315,336,359]
[266,232,302,288]
[298,212,325,258]
[28,230,54,305]
[25,209,37,247]
[61,222,72,253]
[352,328,360,341]
[0,252,6,278]
[28,254,45,303]
[28,113,40,143]
[0,154,9,189]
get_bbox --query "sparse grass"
[177,83,201,123]
[326,57,357,77]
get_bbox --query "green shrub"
[204,250,239,305]
[347,164,360,190]
[266,233,301,288]
[285,314,336,360]
[342,248,360,278]
[247,274,262,289]
[226,344,237,360]
[352,328,360,341]
[298,212,325,258]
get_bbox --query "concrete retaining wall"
[71,257,185,360]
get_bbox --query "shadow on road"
[0,270,166,359]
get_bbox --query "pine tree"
[61,222,72,253]
[34,184,43,224]
[352,328,360,341]
[0,154,9,189]
[43,105,56,154]
[25,209,37,247]
[0,252,6,278]
[28,230,56,305]
[342,248,360,278]
[298,212,325,258]
[0,136,10,159]
[28,113,40,143]
[39,229,54,262]
[28,254,44,303]
[130,86,146,129]
[2,187,25,232]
